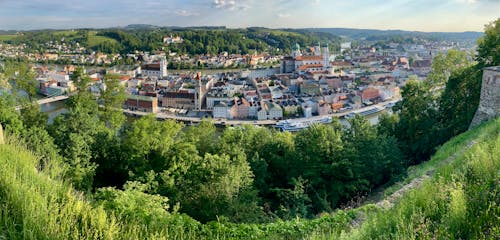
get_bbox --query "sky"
[0,0,498,32]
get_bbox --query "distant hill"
[122,24,161,30]
[306,28,483,41]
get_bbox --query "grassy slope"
[336,117,500,240]
[0,117,498,239]
[86,31,119,48]
[0,35,18,42]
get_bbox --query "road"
[122,99,400,126]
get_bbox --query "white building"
[213,101,232,119]
[141,58,168,78]
[257,102,283,120]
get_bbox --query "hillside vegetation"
[0,117,498,239]
[2,28,340,55]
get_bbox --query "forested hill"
[307,28,483,41]
[1,27,341,55]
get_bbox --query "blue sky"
[0,0,498,31]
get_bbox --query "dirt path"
[375,140,478,209]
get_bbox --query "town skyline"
[0,0,499,32]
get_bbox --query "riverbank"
[122,99,399,127]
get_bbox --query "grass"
[52,30,78,37]
[86,32,119,48]
[380,122,487,199]
[0,35,18,42]
[0,117,498,239]
[338,117,500,239]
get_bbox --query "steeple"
[160,57,168,78]
[323,43,330,71]
[292,43,302,58]
[314,42,321,56]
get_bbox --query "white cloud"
[175,9,199,17]
[212,0,249,11]
[277,13,291,18]
[455,0,478,3]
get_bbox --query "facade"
[362,87,380,101]
[231,98,251,119]
[257,102,283,120]
[281,43,332,74]
[318,102,332,116]
[213,101,232,119]
[162,92,196,109]
[125,95,158,113]
[141,58,168,78]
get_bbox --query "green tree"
[182,119,217,156]
[0,95,23,135]
[438,66,482,141]
[476,18,500,67]
[20,102,48,129]
[21,126,63,173]
[49,79,102,191]
[394,80,439,164]
[293,124,344,213]
[99,74,126,130]
[427,50,471,87]
[4,61,37,100]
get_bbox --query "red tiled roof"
[296,56,323,61]
[297,64,324,71]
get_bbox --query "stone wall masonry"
[470,66,500,129]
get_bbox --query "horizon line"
[0,25,485,34]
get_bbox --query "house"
[213,101,232,119]
[411,59,432,76]
[257,102,283,120]
[362,87,381,102]
[303,105,313,118]
[125,95,158,113]
[206,88,232,109]
[318,101,332,116]
[162,92,196,109]
[231,98,250,119]
[300,80,321,95]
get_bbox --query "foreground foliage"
[0,117,498,239]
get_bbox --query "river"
[40,100,387,127]
[40,100,68,124]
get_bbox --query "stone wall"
[470,66,500,129]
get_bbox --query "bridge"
[15,95,69,111]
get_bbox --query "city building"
[141,58,168,78]
[125,95,159,113]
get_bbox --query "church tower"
[160,57,168,78]
[314,42,322,56]
[322,43,330,71]
[292,43,302,58]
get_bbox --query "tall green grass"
[340,118,500,239]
